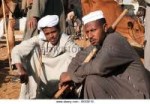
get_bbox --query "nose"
[88,32,93,39]
[48,33,54,39]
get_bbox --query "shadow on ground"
[0,59,9,87]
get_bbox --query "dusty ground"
[0,40,21,99]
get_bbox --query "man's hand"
[66,11,75,21]
[27,17,37,29]
[15,63,28,84]
[59,72,72,89]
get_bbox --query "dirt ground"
[0,42,21,99]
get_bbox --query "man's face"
[84,20,106,46]
[42,27,60,45]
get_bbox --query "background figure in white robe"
[11,15,80,99]
[144,0,150,71]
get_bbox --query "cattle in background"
[81,0,144,47]
[0,0,13,18]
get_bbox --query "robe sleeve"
[68,33,136,83]
[11,36,39,64]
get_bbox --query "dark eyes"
[86,29,96,34]
[51,30,57,34]
[91,29,96,32]
[45,31,57,35]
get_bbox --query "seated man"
[11,15,80,99]
[59,10,150,99]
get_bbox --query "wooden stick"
[8,1,16,55]
[111,9,128,29]
[2,0,12,71]
[83,47,97,63]
[53,84,69,99]
[7,1,16,74]
[53,47,97,99]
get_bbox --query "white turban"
[82,10,104,25]
[38,15,59,40]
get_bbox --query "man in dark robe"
[59,10,150,99]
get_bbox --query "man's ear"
[103,23,108,32]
